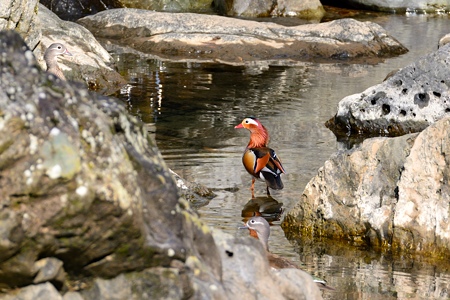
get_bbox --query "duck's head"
[44,43,73,61]
[240,216,270,251]
[234,117,262,130]
[234,117,269,148]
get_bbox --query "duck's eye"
[245,120,249,124]
[250,220,255,224]
[57,46,62,49]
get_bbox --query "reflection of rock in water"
[241,196,283,222]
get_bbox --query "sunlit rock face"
[77,9,407,64]
[326,43,450,139]
[0,0,41,48]
[284,116,450,258]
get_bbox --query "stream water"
[112,8,450,300]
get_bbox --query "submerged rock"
[284,116,450,258]
[77,9,407,64]
[326,43,450,140]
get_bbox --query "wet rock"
[284,116,450,258]
[170,170,216,207]
[326,43,450,139]
[0,0,41,48]
[214,0,325,19]
[77,9,407,64]
[35,4,126,94]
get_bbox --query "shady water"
[111,8,450,300]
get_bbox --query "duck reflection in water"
[241,195,284,222]
[240,216,335,291]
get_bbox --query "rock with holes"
[284,116,450,258]
[326,43,450,140]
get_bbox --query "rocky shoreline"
[1,1,450,299]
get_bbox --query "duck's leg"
[251,178,256,198]
[266,185,271,196]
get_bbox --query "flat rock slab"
[78,8,408,64]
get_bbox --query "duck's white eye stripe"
[245,118,259,126]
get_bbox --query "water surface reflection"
[112,11,450,299]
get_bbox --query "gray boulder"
[284,116,450,258]
[0,282,63,300]
[0,1,125,94]
[0,0,41,49]
[213,0,325,19]
[122,0,213,13]
[326,43,450,139]
[77,8,407,64]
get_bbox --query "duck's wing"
[268,148,286,174]
[242,148,270,175]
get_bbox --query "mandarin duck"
[241,216,335,291]
[235,117,286,197]
[44,43,73,80]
